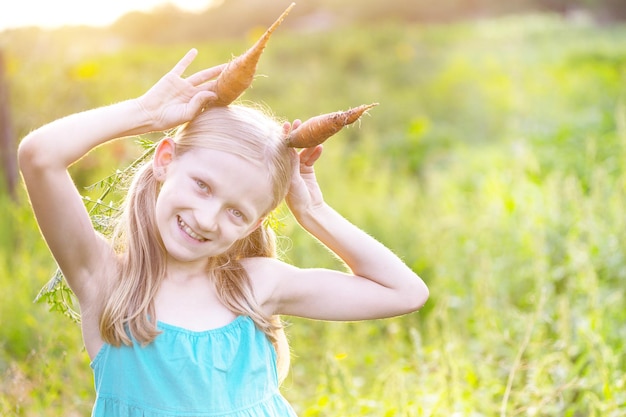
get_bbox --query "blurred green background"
[1,0,626,416]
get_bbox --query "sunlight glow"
[0,0,215,31]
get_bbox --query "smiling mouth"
[177,216,208,242]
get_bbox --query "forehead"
[176,148,274,214]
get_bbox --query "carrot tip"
[211,3,296,106]
[266,3,296,37]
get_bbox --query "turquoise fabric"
[90,315,298,416]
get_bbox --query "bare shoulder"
[240,256,297,314]
[240,256,296,287]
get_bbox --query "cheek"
[157,180,191,208]
[220,222,251,242]
[153,185,181,225]
[152,198,167,236]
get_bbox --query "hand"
[284,120,325,219]
[136,48,226,132]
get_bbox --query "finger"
[300,145,323,167]
[187,63,228,86]
[282,119,302,136]
[171,48,198,76]
[190,91,216,114]
[199,79,218,94]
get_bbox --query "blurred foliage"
[1,11,626,417]
[1,0,626,49]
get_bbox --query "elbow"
[403,277,429,314]
[18,133,48,175]
[17,135,36,173]
[418,281,430,309]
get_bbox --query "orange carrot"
[286,103,379,148]
[213,3,295,106]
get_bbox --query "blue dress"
[90,315,298,416]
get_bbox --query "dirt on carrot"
[286,103,379,148]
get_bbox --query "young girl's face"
[153,141,274,266]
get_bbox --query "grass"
[1,13,626,416]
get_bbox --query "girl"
[18,49,428,416]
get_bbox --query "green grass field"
[1,14,626,416]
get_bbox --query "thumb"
[190,91,217,113]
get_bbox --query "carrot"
[286,103,379,148]
[213,3,295,106]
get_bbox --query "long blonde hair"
[100,105,295,379]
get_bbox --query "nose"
[196,200,220,233]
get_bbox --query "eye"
[195,179,209,191]
[230,208,245,221]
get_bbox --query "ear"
[252,217,265,231]
[153,138,176,181]
[245,217,266,237]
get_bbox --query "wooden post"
[0,49,17,200]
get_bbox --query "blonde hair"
[100,105,295,380]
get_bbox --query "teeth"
[177,217,207,242]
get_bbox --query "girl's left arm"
[267,145,428,321]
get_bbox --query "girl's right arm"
[18,49,224,304]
